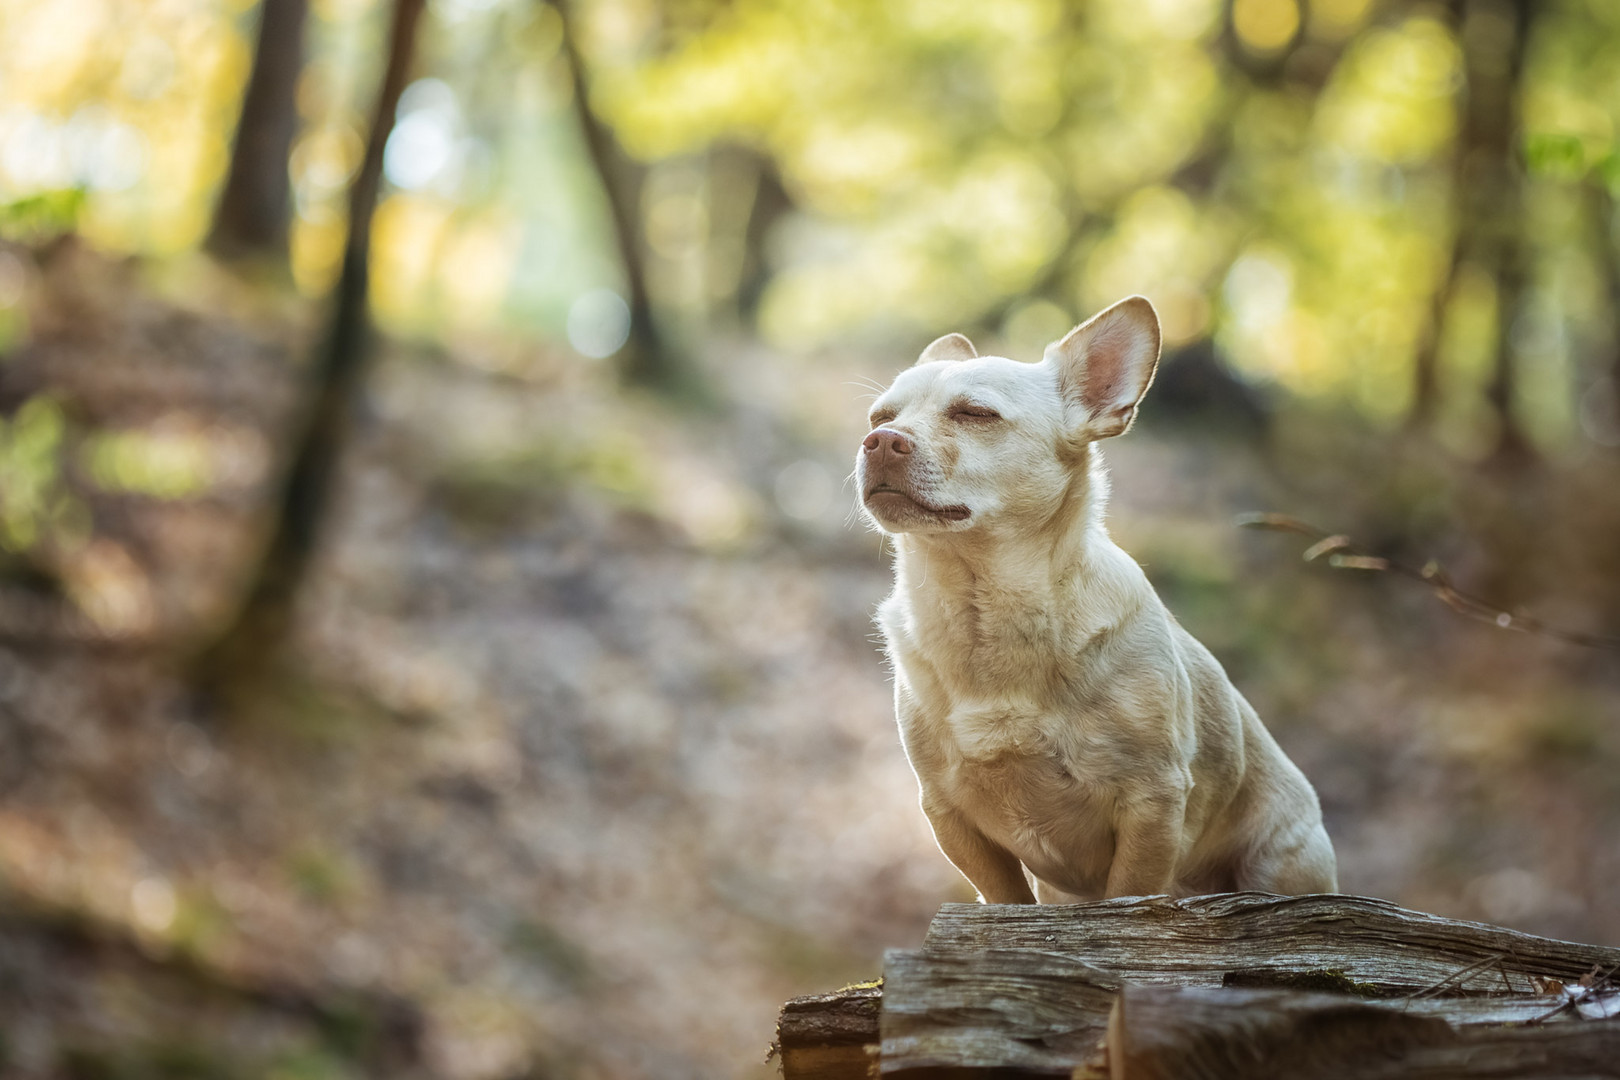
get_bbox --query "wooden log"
[1106,984,1620,1080]
[776,895,1620,1079]
[775,983,882,1080]
[923,894,1620,996]
[880,948,1120,1077]
[879,950,1582,1078]
[781,983,1590,1080]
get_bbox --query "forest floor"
[1,243,1618,1079]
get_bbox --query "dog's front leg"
[924,801,1036,904]
[1103,791,1186,898]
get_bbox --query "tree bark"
[191,0,426,691]
[209,0,310,260]
[775,984,882,1080]
[551,0,683,392]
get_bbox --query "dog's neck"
[886,444,1136,694]
[893,443,1113,604]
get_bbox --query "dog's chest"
[931,697,1116,891]
[887,590,1090,761]
[923,694,1095,814]
[935,696,1062,762]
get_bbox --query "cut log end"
[775,983,881,1080]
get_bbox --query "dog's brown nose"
[863,427,912,457]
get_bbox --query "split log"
[774,893,1620,1079]
[879,954,1580,1078]
[1106,984,1620,1080]
[881,949,1120,1077]
[922,893,1620,994]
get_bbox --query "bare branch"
[1237,512,1620,652]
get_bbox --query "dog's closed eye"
[950,405,1001,422]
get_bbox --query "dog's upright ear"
[1048,296,1161,440]
[915,332,977,366]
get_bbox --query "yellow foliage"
[2,0,1616,438]
[440,210,522,328]
[83,423,217,500]
[0,396,70,554]
[1233,0,1300,53]
[291,204,348,296]
[370,193,456,327]
[1314,17,1461,165]
[1310,0,1375,41]
[0,0,252,252]
[1082,186,1228,345]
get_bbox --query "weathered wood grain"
[878,952,1589,1077]
[776,895,1620,1080]
[782,979,1599,1080]
[880,949,1119,1077]
[1106,984,1620,1080]
[924,894,1620,995]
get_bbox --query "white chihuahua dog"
[857,296,1336,903]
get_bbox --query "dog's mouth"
[863,485,971,522]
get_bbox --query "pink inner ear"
[1051,298,1160,431]
[1083,319,1142,415]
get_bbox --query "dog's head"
[856,296,1161,536]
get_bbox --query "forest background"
[2,0,1619,1077]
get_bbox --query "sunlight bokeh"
[3,0,1618,452]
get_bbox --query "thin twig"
[1504,941,1531,995]
[1526,962,1620,1025]
[1237,513,1620,652]
[1402,953,1507,1006]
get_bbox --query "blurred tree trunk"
[191,0,426,693]
[1408,0,1530,441]
[1416,0,1536,460]
[209,0,309,260]
[551,0,684,393]
[1600,183,1620,437]
[1474,0,1536,465]
[729,147,792,327]
[1408,250,1455,431]
[1589,180,1620,443]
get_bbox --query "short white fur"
[856,295,1337,903]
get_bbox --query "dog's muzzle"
[859,428,969,523]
